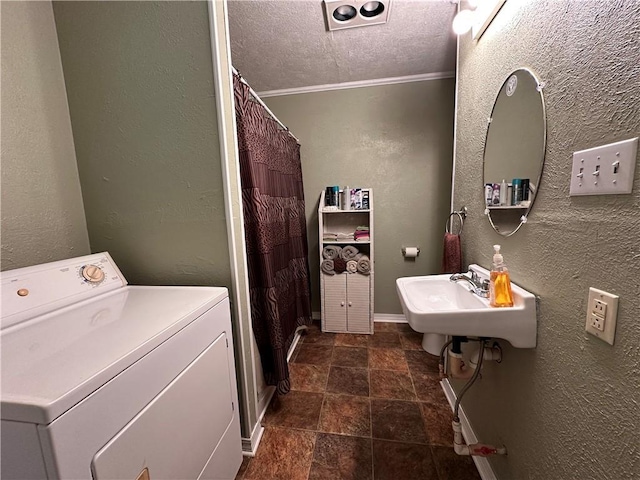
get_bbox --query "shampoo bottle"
[500,179,507,205]
[490,245,514,307]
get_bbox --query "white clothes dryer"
[1,252,242,480]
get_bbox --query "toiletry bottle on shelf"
[490,245,514,307]
[500,179,507,205]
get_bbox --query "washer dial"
[81,264,105,283]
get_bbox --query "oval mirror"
[483,68,546,236]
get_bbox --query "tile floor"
[235,322,481,480]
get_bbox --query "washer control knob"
[82,265,105,283]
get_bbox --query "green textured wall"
[265,80,455,314]
[1,1,90,270]
[452,1,640,478]
[53,1,231,287]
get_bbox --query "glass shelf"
[322,209,370,213]
[487,205,528,210]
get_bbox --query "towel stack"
[323,232,354,241]
[322,245,371,276]
[354,226,370,241]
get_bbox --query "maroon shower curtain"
[233,73,312,395]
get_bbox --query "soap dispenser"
[490,245,514,307]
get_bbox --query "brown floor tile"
[372,440,438,480]
[368,331,401,348]
[309,433,373,480]
[412,371,444,402]
[301,324,336,345]
[368,347,409,371]
[235,456,250,480]
[371,399,428,444]
[335,333,370,347]
[431,445,482,480]
[405,349,440,375]
[421,400,454,446]
[399,332,424,350]
[263,390,324,430]
[370,369,416,400]
[289,363,329,393]
[243,426,316,480]
[293,344,333,366]
[332,346,368,368]
[327,366,370,396]
[318,394,371,437]
[395,322,415,333]
[373,322,397,332]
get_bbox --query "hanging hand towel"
[441,233,463,274]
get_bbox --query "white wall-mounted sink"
[396,264,537,348]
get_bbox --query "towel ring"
[446,207,467,235]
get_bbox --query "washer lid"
[0,286,228,424]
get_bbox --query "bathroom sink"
[396,264,537,348]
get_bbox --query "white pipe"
[469,344,502,369]
[448,351,475,379]
[453,420,507,456]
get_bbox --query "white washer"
[1,252,242,480]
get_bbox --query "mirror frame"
[483,68,547,237]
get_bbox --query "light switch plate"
[585,287,619,345]
[569,137,638,196]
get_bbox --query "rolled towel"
[321,259,335,275]
[341,245,360,260]
[357,255,371,275]
[323,245,342,260]
[334,257,347,274]
[346,260,358,273]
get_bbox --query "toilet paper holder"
[402,247,420,258]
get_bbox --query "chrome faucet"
[449,271,490,298]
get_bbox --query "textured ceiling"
[228,0,457,92]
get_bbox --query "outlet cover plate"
[585,287,619,345]
[570,137,638,196]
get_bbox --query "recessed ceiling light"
[360,1,384,18]
[333,5,357,22]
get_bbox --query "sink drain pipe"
[451,338,507,457]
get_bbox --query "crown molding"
[257,71,456,98]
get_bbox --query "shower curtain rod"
[232,67,300,144]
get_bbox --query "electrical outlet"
[569,137,638,196]
[592,298,607,317]
[585,288,619,345]
[589,312,605,332]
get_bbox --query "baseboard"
[313,311,408,324]
[374,313,407,323]
[441,379,497,480]
[241,421,265,457]
[243,330,303,456]
[287,330,303,362]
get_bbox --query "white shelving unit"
[319,189,374,334]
